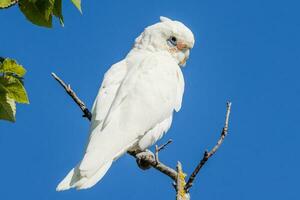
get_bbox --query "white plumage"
[57,16,194,191]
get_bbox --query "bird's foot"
[135,149,155,170]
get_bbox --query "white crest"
[160,16,172,22]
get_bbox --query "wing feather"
[87,60,128,138]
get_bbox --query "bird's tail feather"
[56,167,78,191]
[77,160,112,189]
[56,160,113,191]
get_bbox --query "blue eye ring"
[168,36,177,46]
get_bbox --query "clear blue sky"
[1,0,299,199]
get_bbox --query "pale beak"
[176,41,188,51]
[177,42,190,67]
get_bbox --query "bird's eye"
[171,36,177,43]
[168,36,177,46]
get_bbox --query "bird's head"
[134,16,195,67]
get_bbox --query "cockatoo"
[57,16,194,191]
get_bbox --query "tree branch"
[184,101,232,192]
[176,162,190,200]
[51,73,92,120]
[155,139,172,163]
[157,139,173,152]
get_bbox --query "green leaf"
[0,95,16,122]
[0,58,26,77]
[0,82,8,95]
[0,57,29,122]
[0,76,29,104]
[71,0,81,13]
[53,0,64,26]
[18,0,55,28]
[0,0,17,8]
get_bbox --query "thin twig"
[51,73,92,120]
[155,139,173,164]
[155,145,160,163]
[157,139,173,152]
[184,102,232,192]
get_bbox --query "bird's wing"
[90,59,128,132]
[78,52,182,178]
[175,66,185,112]
[138,115,173,150]
[57,59,129,191]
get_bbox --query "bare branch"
[184,101,232,192]
[51,73,92,121]
[155,139,173,164]
[157,139,173,152]
[155,145,160,163]
[176,162,190,200]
